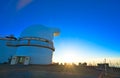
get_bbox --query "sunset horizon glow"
[53,39,120,67]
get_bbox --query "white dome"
[20,25,60,41]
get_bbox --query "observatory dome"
[20,25,60,41]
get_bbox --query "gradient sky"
[0,0,120,64]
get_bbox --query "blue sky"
[0,0,120,63]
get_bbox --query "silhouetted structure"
[97,63,109,70]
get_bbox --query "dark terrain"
[0,64,120,78]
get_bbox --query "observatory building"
[0,25,60,65]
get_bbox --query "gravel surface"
[0,64,120,78]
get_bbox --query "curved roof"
[20,25,60,40]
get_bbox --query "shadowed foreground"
[0,64,120,78]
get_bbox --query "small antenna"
[104,58,107,76]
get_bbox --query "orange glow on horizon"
[53,39,120,67]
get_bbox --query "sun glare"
[55,42,81,64]
[62,52,78,64]
[53,40,98,64]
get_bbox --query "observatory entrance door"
[10,56,30,65]
[17,56,25,64]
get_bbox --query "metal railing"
[6,37,55,51]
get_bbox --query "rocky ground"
[0,64,120,78]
